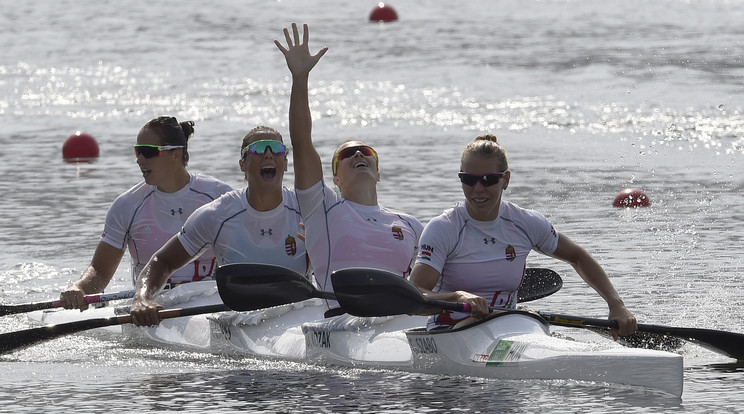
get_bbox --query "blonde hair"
[461,134,508,171]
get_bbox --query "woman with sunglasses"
[130,126,308,326]
[408,135,637,337]
[276,23,423,316]
[60,116,233,310]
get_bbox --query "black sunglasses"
[458,171,508,187]
[134,144,184,159]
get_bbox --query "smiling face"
[331,140,380,190]
[460,153,510,221]
[239,130,288,192]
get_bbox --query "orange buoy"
[613,188,650,208]
[63,131,100,162]
[369,2,398,22]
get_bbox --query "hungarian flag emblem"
[392,226,404,240]
[505,245,516,262]
[285,236,297,256]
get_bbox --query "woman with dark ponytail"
[59,116,233,310]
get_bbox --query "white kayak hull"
[404,311,683,397]
[208,298,327,360]
[28,281,223,351]
[302,314,428,366]
[27,283,684,396]
[119,281,222,350]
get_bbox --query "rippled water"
[1,0,743,412]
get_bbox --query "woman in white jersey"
[130,126,307,326]
[275,23,423,317]
[409,135,638,338]
[60,116,233,310]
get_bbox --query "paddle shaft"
[539,311,744,361]
[0,289,137,317]
[426,268,562,312]
[0,304,229,355]
[435,303,744,361]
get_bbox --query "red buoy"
[369,2,398,22]
[63,131,100,162]
[613,188,650,208]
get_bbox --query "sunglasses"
[458,171,509,187]
[241,140,287,158]
[332,145,379,175]
[134,144,184,159]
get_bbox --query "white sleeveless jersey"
[101,172,233,285]
[416,201,558,326]
[178,187,307,276]
[297,180,423,308]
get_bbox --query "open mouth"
[353,161,368,169]
[260,166,277,179]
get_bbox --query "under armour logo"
[260,229,273,236]
[483,237,497,244]
[171,208,183,216]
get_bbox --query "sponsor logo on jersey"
[285,235,297,256]
[505,245,516,261]
[392,226,404,240]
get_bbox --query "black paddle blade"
[331,267,427,317]
[330,267,562,317]
[215,263,320,311]
[637,324,744,361]
[519,268,563,302]
[331,267,465,317]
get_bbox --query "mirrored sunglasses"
[241,140,287,158]
[332,145,379,175]
[458,171,508,187]
[134,144,184,159]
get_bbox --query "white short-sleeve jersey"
[178,187,307,276]
[297,180,423,308]
[101,172,233,285]
[416,201,558,326]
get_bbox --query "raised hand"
[274,23,328,77]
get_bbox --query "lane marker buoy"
[63,131,100,162]
[613,188,650,208]
[369,2,398,22]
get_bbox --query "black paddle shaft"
[331,267,563,317]
[540,312,744,361]
[0,304,228,355]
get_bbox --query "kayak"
[20,269,685,396]
[404,310,683,397]
[209,280,685,397]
